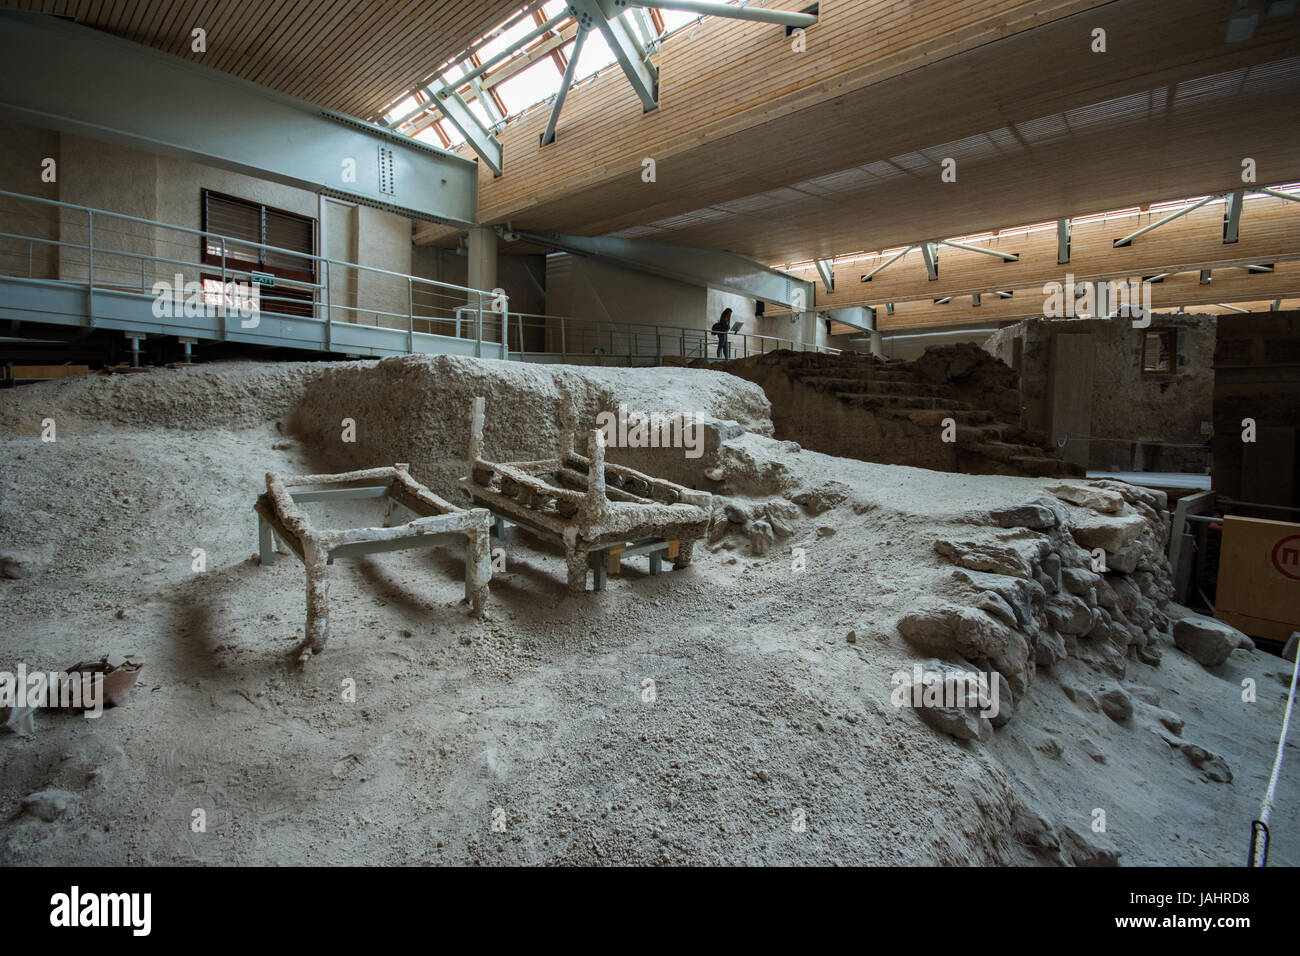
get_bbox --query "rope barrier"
[1250,634,1300,866]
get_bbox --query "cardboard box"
[1215,516,1300,642]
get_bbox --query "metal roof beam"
[921,242,939,281]
[629,0,818,28]
[1223,189,1244,243]
[1113,194,1218,247]
[860,245,914,282]
[577,1,659,112]
[540,28,588,146]
[814,258,835,294]
[432,86,503,175]
[940,238,1019,262]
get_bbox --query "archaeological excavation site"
[1,0,1299,907]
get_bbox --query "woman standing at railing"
[711,307,733,360]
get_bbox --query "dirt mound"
[289,354,773,496]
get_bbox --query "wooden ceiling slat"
[873,259,1300,330]
[2,0,524,119]
[801,196,1300,312]
[308,0,453,115]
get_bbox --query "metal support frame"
[1057,218,1071,265]
[387,9,568,128]
[1246,263,1275,273]
[625,0,819,28]
[541,27,589,146]
[972,293,981,307]
[1200,269,1213,284]
[939,238,1019,262]
[1271,298,1282,311]
[921,242,939,281]
[573,0,659,112]
[432,85,504,175]
[1113,194,1218,247]
[1216,302,1250,313]
[1224,189,1245,243]
[860,245,914,282]
[814,258,834,294]
[1261,187,1300,204]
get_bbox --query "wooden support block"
[605,546,625,576]
[667,539,680,559]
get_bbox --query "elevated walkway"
[0,188,506,362]
[0,189,838,368]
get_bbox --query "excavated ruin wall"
[720,359,961,470]
[289,355,775,498]
[0,360,336,436]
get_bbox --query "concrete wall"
[543,253,818,360]
[987,314,1216,473]
[0,120,425,327]
[547,252,705,329]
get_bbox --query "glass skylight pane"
[386,94,422,122]
[441,122,466,147]
[478,16,535,62]
[659,9,700,34]
[573,30,616,81]
[495,59,563,114]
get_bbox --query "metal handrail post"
[86,209,94,327]
[220,237,228,341]
[324,260,332,352]
[407,277,415,354]
[475,293,483,358]
[501,296,510,360]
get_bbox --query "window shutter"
[204,193,262,264]
[264,210,315,278]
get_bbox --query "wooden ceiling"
[0,0,523,119]
[425,0,1300,268]
[804,191,1300,312]
[863,258,1300,331]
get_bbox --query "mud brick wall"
[1212,312,1300,513]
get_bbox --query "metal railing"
[501,311,840,364]
[0,189,840,365]
[0,189,507,358]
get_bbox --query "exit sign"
[250,271,275,286]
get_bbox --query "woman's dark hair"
[720,308,733,320]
